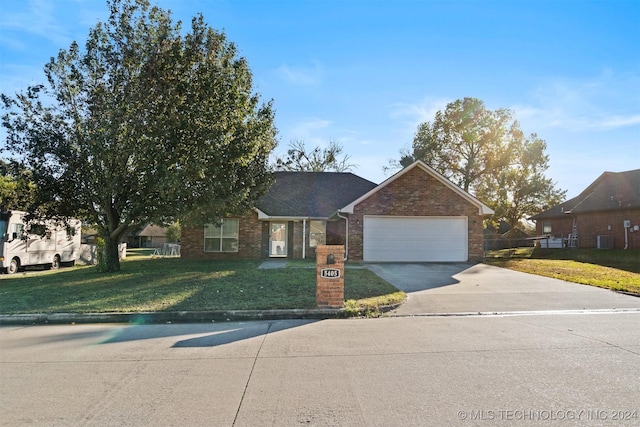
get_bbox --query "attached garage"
[363,216,468,262]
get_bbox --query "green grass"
[0,257,404,315]
[485,248,640,294]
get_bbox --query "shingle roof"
[256,172,377,218]
[530,169,640,220]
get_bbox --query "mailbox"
[316,245,345,308]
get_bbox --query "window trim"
[204,219,239,253]
[542,221,552,234]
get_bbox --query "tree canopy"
[396,97,565,229]
[1,0,277,271]
[0,159,35,211]
[274,140,355,172]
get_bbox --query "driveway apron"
[366,263,640,315]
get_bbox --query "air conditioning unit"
[597,235,613,249]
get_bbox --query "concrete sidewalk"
[366,262,640,316]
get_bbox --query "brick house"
[182,161,494,262]
[530,169,640,250]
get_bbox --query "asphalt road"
[1,313,639,426]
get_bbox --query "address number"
[320,268,341,279]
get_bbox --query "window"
[10,223,24,240]
[29,223,47,237]
[309,220,326,247]
[204,219,239,252]
[542,221,552,234]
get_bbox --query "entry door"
[269,222,287,257]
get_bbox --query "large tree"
[397,97,565,228]
[1,0,277,271]
[274,139,355,172]
[0,159,35,211]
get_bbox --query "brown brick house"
[530,169,640,250]
[182,161,494,262]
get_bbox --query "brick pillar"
[316,245,345,308]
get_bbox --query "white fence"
[77,243,127,265]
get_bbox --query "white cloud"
[512,71,640,132]
[275,61,323,86]
[1,0,74,47]
[389,96,451,130]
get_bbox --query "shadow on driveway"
[365,263,471,292]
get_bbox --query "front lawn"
[0,257,404,315]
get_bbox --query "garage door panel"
[363,216,467,262]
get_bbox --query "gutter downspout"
[337,212,348,261]
[302,219,306,259]
[624,224,629,250]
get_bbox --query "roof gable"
[256,171,377,218]
[530,169,640,220]
[340,160,494,215]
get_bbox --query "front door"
[269,222,287,257]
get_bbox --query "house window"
[204,219,239,252]
[309,220,326,247]
[542,221,552,234]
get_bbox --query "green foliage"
[397,97,566,228]
[274,139,355,172]
[1,0,277,271]
[165,221,181,243]
[0,160,35,210]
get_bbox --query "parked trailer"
[0,210,81,274]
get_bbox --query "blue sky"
[1,0,638,198]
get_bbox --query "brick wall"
[348,166,486,261]
[315,245,344,308]
[534,209,640,249]
[181,211,263,260]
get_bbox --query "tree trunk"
[102,235,121,272]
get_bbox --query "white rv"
[0,210,81,274]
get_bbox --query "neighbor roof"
[256,172,377,218]
[530,169,640,220]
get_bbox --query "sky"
[1,0,639,199]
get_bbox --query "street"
[1,312,639,426]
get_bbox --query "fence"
[484,238,535,252]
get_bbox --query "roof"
[340,161,495,215]
[124,224,167,237]
[530,169,640,220]
[256,171,377,219]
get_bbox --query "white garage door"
[363,216,468,262]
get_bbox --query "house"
[124,224,168,248]
[530,169,640,250]
[181,161,494,262]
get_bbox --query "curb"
[0,309,346,325]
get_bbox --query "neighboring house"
[124,224,168,248]
[484,221,534,250]
[530,169,640,250]
[182,161,494,262]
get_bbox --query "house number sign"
[320,268,341,279]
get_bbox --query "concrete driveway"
[366,262,640,315]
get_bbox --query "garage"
[363,216,468,262]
